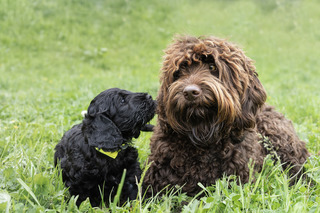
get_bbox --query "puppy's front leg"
[119,148,142,202]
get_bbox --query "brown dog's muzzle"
[183,84,202,101]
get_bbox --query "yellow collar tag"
[95,147,120,159]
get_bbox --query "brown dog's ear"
[155,87,168,132]
[213,39,267,130]
[236,71,267,130]
[82,114,123,151]
[157,83,179,134]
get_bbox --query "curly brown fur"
[143,35,310,196]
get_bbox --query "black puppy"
[54,88,156,207]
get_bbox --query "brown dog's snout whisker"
[183,84,201,101]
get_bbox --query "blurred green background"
[0,0,319,211]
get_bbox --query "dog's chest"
[167,143,223,180]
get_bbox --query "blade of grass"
[0,191,11,213]
[17,178,40,206]
[111,169,126,211]
[133,161,152,213]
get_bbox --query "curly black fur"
[54,88,156,206]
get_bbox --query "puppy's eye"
[173,70,180,81]
[120,98,125,104]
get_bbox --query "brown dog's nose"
[183,85,201,101]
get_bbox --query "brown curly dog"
[143,35,310,196]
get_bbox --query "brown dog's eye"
[173,70,180,81]
[209,64,219,77]
[209,64,216,71]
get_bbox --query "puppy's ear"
[87,99,109,117]
[83,114,123,150]
[87,92,112,117]
[87,101,97,117]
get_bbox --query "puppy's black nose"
[183,85,201,101]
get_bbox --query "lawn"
[0,0,320,212]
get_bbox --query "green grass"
[1,0,320,212]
